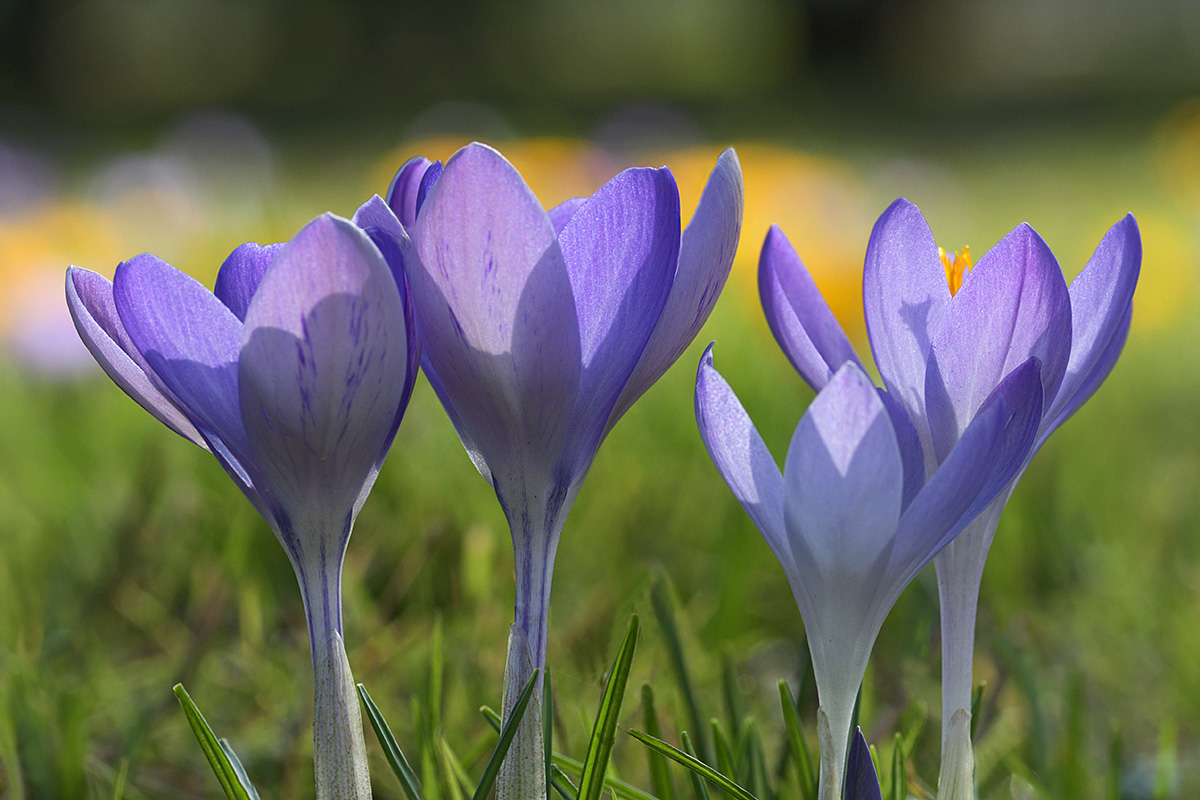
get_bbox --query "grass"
[0,113,1198,798]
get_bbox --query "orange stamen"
[939,245,972,296]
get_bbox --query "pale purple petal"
[892,357,1043,580]
[213,242,284,321]
[877,388,924,510]
[353,194,408,289]
[1044,213,1140,430]
[694,344,787,564]
[548,197,586,234]
[1042,304,1131,444]
[924,223,1071,461]
[239,214,411,530]
[557,165,679,471]
[385,156,434,229]
[862,198,947,447]
[759,223,861,391]
[783,362,903,586]
[609,148,744,430]
[845,729,883,800]
[113,253,248,457]
[407,142,581,492]
[66,266,208,448]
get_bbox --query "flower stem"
[297,546,372,800]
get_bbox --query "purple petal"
[923,222,1071,462]
[1044,214,1140,431]
[877,388,924,510]
[862,199,947,448]
[113,253,248,461]
[608,148,744,430]
[845,729,883,800]
[407,142,581,491]
[694,344,787,563]
[557,165,680,470]
[415,160,443,220]
[385,156,434,229]
[353,194,408,289]
[548,197,586,234]
[66,266,208,448]
[239,214,412,529]
[213,242,285,321]
[892,357,1043,580]
[759,223,862,391]
[1042,304,1130,445]
[783,362,903,583]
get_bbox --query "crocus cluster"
[396,142,744,798]
[67,203,420,800]
[700,199,1137,800]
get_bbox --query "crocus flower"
[66,203,419,800]
[845,728,883,800]
[400,142,743,799]
[758,200,1139,799]
[696,341,1040,800]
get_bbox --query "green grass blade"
[219,738,261,800]
[741,720,770,799]
[640,685,675,800]
[1107,725,1123,800]
[172,684,254,800]
[357,683,425,800]
[471,668,539,800]
[430,613,445,736]
[550,763,579,799]
[712,719,737,783]
[554,753,661,800]
[578,615,641,800]
[681,732,711,800]
[437,734,472,800]
[778,681,816,800]
[650,579,709,763]
[889,733,904,800]
[970,681,986,740]
[544,666,555,800]
[721,652,745,746]
[628,730,758,800]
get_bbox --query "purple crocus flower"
[696,344,1040,800]
[758,199,1139,799]
[66,204,419,800]
[399,142,743,798]
[845,728,883,800]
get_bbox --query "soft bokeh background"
[2,1,1200,797]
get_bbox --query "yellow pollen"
[939,245,972,296]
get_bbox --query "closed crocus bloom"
[759,199,1139,799]
[402,142,742,799]
[696,350,1041,800]
[66,205,419,800]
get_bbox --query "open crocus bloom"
[759,199,1140,799]
[696,349,1041,800]
[66,205,419,800]
[401,142,742,799]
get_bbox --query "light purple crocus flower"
[696,343,1040,800]
[66,203,420,800]
[399,142,743,799]
[758,199,1139,799]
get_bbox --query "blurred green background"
[2,1,1200,797]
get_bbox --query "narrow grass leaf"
[889,733,904,800]
[471,668,539,800]
[641,684,675,800]
[172,684,254,800]
[970,682,985,741]
[219,738,261,800]
[554,753,660,800]
[681,732,711,800]
[578,615,641,800]
[545,666,555,800]
[778,681,816,800]
[357,683,425,800]
[1107,725,1122,800]
[651,579,709,762]
[437,734,472,800]
[721,652,745,746]
[627,730,758,800]
[712,720,737,781]
[550,763,579,799]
